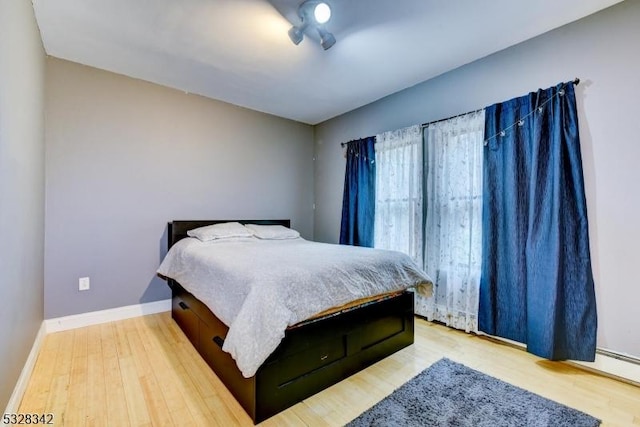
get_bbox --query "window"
[374,113,484,333]
[419,111,484,332]
[374,125,423,267]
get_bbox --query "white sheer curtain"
[374,125,423,267]
[415,110,484,333]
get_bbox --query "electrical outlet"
[79,277,90,291]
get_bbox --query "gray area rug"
[346,358,600,427]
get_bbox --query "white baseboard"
[44,299,171,333]
[568,351,640,386]
[479,331,640,385]
[4,322,47,415]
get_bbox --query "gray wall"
[0,0,46,411]
[314,0,640,358]
[45,59,314,318]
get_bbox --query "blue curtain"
[339,137,376,247]
[479,82,597,361]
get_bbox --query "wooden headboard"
[168,219,291,248]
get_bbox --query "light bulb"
[314,3,331,24]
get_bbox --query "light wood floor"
[18,313,640,426]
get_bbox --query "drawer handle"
[320,354,328,361]
[178,301,189,310]
[213,336,225,348]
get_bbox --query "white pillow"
[187,222,253,241]
[245,224,300,240]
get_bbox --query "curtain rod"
[340,78,580,146]
[340,137,376,148]
[421,109,483,128]
[420,78,580,129]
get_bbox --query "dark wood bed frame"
[164,220,414,424]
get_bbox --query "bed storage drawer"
[171,293,199,348]
[349,315,406,352]
[199,318,257,419]
[272,336,347,386]
[171,281,259,421]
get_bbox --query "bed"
[159,220,431,423]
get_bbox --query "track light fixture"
[288,1,336,50]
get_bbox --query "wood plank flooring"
[18,313,640,426]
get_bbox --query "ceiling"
[33,0,623,125]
